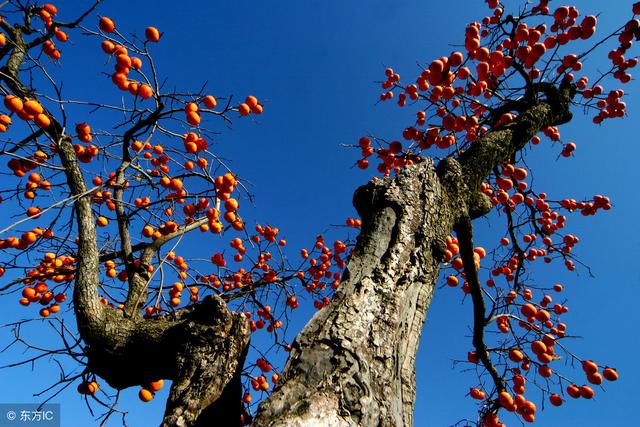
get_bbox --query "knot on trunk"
[353,178,390,222]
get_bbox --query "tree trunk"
[254,84,575,427]
[254,159,459,426]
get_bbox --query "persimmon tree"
[0,0,635,426]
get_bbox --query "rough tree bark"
[254,158,456,427]
[253,84,574,427]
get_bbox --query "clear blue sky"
[0,1,638,426]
